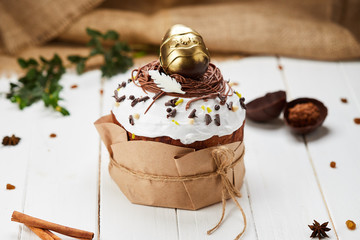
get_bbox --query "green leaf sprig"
[7,54,70,116]
[68,28,133,78]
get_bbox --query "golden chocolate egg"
[160,24,210,78]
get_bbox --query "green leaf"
[40,56,49,64]
[86,28,102,37]
[87,37,100,47]
[18,58,28,68]
[52,54,62,65]
[67,55,83,63]
[89,48,103,56]
[59,107,70,116]
[26,68,37,80]
[76,61,85,74]
[9,54,69,116]
[103,30,119,40]
[28,58,39,66]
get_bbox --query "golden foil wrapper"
[160,24,210,78]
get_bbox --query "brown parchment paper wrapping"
[95,114,245,210]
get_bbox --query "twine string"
[109,145,246,239]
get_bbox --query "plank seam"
[244,180,259,240]
[19,125,34,240]
[303,136,339,240]
[97,77,106,240]
[339,62,360,113]
[276,56,292,100]
[175,209,180,240]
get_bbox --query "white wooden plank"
[216,57,329,239]
[0,74,37,240]
[3,70,102,240]
[99,72,179,239]
[340,62,360,111]
[177,182,256,240]
[280,58,360,239]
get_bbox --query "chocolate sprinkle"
[218,95,226,105]
[205,114,212,125]
[139,96,150,102]
[121,81,126,88]
[128,78,132,83]
[118,95,126,102]
[129,95,135,100]
[131,98,139,107]
[227,101,233,110]
[214,114,221,126]
[188,109,197,118]
[166,108,172,113]
[165,97,179,107]
[113,90,119,101]
[167,109,177,118]
[113,90,126,102]
[239,97,247,110]
[129,115,134,125]
[214,105,220,111]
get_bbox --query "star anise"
[2,135,21,146]
[308,220,331,239]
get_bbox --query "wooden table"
[1,57,359,240]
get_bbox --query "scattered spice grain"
[2,135,21,146]
[346,220,356,230]
[330,161,336,168]
[6,184,15,190]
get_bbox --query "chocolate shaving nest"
[2,135,21,146]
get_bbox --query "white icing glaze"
[112,74,246,144]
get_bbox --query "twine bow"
[109,144,246,239]
[207,146,247,240]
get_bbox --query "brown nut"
[284,98,328,134]
[246,90,286,122]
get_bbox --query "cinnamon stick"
[12,211,93,239]
[43,229,62,240]
[26,225,54,240]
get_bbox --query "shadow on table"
[245,118,284,130]
[303,126,330,143]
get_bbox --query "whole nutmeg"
[160,24,210,78]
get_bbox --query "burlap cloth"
[1,0,360,73]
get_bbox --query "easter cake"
[111,24,246,149]
[95,24,247,221]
